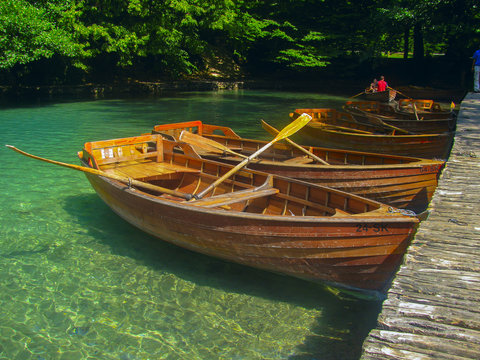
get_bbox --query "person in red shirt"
[377,76,388,92]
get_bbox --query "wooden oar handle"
[5,145,192,200]
[350,91,366,99]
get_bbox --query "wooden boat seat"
[103,160,200,181]
[188,175,278,208]
[191,148,243,157]
[188,187,279,208]
[282,156,314,165]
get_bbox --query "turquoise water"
[0,90,382,360]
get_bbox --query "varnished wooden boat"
[359,89,397,103]
[153,121,445,213]
[72,134,419,296]
[396,99,456,119]
[343,101,457,134]
[289,109,454,160]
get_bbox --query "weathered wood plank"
[364,332,476,360]
[377,316,480,343]
[367,330,480,357]
[382,294,480,316]
[379,301,480,329]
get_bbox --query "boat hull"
[288,110,454,160]
[360,115,455,134]
[294,125,454,160]
[360,90,396,103]
[84,172,418,295]
[343,102,457,133]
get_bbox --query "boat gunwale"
[212,155,444,170]
[306,122,454,139]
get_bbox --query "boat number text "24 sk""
[356,223,388,232]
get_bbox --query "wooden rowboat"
[7,133,420,297]
[289,109,454,160]
[345,99,456,120]
[396,99,456,119]
[343,101,457,134]
[153,121,445,213]
[72,134,420,296]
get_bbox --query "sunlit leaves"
[0,0,81,68]
[276,48,329,68]
[1,0,478,78]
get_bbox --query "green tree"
[0,0,82,69]
[377,0,480,60]
[1,0,479,84]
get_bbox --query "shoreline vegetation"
[0,78,467,103]
[1,53,469,104]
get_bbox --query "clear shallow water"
[0,90,381,360]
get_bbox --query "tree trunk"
[403,27,410,59]
[413,23,424,60]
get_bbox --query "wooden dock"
[361,92,480,359]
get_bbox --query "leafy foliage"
[0,0,81,68]
[0,0,479,82]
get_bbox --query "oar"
[192,113,313,200]
[260,120,330,165]
[315,123,374,134]
[411,103,420,121]
[363,115,412,135]
[178,130,248,159]
[387,86,412,99]
[5,145,193,200]
[349,91,366,99]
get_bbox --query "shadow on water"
[288,301,382,360]
[62,193,382,360]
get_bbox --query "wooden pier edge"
[361,93,480,360]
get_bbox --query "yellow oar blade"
[273,113,312,141]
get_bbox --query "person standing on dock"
[473,47,480,92]
[377,76,388,92]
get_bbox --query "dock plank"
[361,93,480,359]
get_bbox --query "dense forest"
[0,0,479,89]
